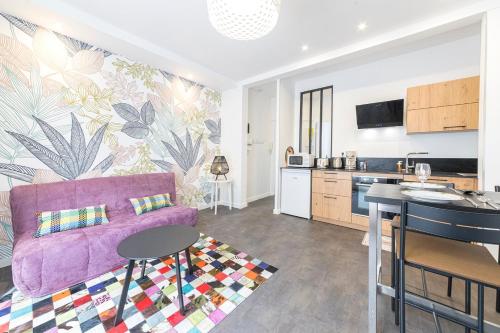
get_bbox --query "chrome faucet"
[405,152,429,173]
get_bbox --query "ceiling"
[0,0,496,89]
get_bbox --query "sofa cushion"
[34,204,109,238]
[130,193,174,215]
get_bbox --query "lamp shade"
[211,156,229,180]
[207,0,281,41]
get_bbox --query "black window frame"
[299,85,333,157]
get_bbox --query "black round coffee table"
[114,225,199,326]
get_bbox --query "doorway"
[246,83,277,203]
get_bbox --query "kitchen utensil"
[345,151,357,170]
[332,157,343,169]
[486,200,499,210]
[396,161,403,173]
[401,190,464,203]
[316,158,329,168]
[475,196,499,209]
[399,182,446,190]
[359,161,367,171]
[465,197,479,208]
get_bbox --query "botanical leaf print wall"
[0,13,221,264]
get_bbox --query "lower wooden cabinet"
[403,175,477,191]
[312,192,323,216]
[310,170,478,235]
[312,170,352,224]
[352,214,392,237]
[321,195,351,222]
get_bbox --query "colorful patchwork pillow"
[129,193,174,215]
[34,204,109,238]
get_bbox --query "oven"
[352,176,400,219]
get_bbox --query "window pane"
[321,88,333,158]
[301,93,310,153]
[310,91,321,157]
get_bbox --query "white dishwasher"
[280,168,311,219]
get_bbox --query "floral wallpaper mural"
[0,13,222,264]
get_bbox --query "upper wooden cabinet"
[407,103,479,133]
[403,175,477,191]
[406,76,479,134]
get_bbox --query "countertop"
[365,183,500,210]
[280,166,478,178]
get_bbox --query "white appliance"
[287,153,315,168]
[280,169,311,219]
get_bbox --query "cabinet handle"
[324,180,338,183]
[428,178,448,182]
[324,172,338,175]
[324,195,337,199]
[443,125,466,129]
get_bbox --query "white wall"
[247,88,276,202]
[220,86,247,209]
[273,79,295,213]
[293,34,481,158]
[481,8,500,192]
[480,7,500,260]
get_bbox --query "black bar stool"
[396,201,500,333]
[390,182,455,323]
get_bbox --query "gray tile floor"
[195,197,500,333]
[0,196,499,332]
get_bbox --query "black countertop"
[281,166,477,179]
[365,183,500,211]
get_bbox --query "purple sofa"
[10,173,197,297]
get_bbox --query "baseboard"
[199,201,248,210]
[0,256,11,268]
[233,201,248,209]
[247,192,273,203]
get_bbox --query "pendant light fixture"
[207,0,281,40]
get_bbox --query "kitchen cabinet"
[351,214,392,237]
[407,103,479,133]
[403,175,478,191]
[312,177,351,196]
[407,85,430,110]
[406,76,479,134]
[309,169,478,235]
[312,170,352,225]
[311,192,323,216]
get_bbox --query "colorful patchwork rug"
[0,234,277,333]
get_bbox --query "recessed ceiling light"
[301,44,309,51]
[357,22,367,31]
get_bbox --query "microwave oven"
[287,153,315,167]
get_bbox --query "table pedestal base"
[114,248,194,326]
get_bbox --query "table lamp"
[211,156,229,180]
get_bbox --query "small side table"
[114,225,199,326]
[208,179,232,215]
